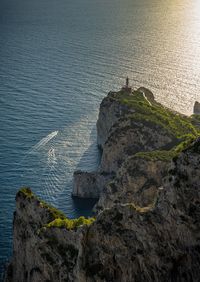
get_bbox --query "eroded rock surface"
[6,89,200,282]
[73,89,179,199]
[6,138,200,282]
[96,155,169,211]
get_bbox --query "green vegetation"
[39,201,66,220]
[114,90,200,161]
[19,187,66,219]
[45,216,95,230]
[134,135,196,162]
[115,91,199,138]
[192,114,200,123]
[134,150,177,162]
[19,188,95,230]
[20,187,34,198]
[191,114,200,128]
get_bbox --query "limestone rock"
[96,155,169,211]
[96,92,132,149]
[72,171,99,199]
[74,89,178,202]
[6,88,200,282]
[6,138,200,281]
[100,118,175,173]
[72,171,113,199]
[5,189,86,282]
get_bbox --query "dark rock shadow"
[72,126,102,214]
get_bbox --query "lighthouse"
[126,76,129,88]
[121,76,132,94]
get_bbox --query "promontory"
[4,86,200,282]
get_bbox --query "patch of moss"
[116,91,199,138]
[19,187,66,219]
[134,135,196,162]
[39,201,66,220]
[45,216,95,230]
[19,187,34,198]
[191,114,200,123]
[135,150,176,162]
[19,188,95,230]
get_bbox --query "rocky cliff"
[5,88,200,282]
[73,88,198,205]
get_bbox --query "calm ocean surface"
[1,0,200,278]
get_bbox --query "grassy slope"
[113,90,200,161]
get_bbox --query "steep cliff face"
[5,189,90,282]
[6,88,200,282]
[96,155,169,211]
[6,138,200,282]
[96,91,132,149]
[85,138,200,282]
[72,170,112,199]
[73,88,198,200]
[100,118,174,173]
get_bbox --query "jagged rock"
[96,92,132,149]
[137,87,157,104]
[72,171,113,199]
[72,171,99,198]
[100,118,176,173]
[4,189,87,282]
[5,88,200,282]
[96,155,169,211]
[193,101,200,114]
[75,89,178,201]
[6,138,200,282]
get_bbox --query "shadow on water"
[75,125,102,172]
[71,126,102,217]
[72,198,98,217]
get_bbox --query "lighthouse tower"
[121,76,132,94]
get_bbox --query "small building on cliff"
[121,76,132,94]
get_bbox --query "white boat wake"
[19,115,100,208]
[32,131,58,151]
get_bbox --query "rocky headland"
[5,88,200,282]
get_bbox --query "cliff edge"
[5,87,200,282]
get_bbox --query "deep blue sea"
[1,0,200,278]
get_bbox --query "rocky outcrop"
[96,155,169,211]
[137,87,157,104]
[72,171,112,199]
[72,87,188,200]
[72,171,99,199]
[6,138,200,282]
[100,118,175,173]
[5,189,88,282]
[6,88,200,282]
[96,92,132,149]
[73,89,179,199]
